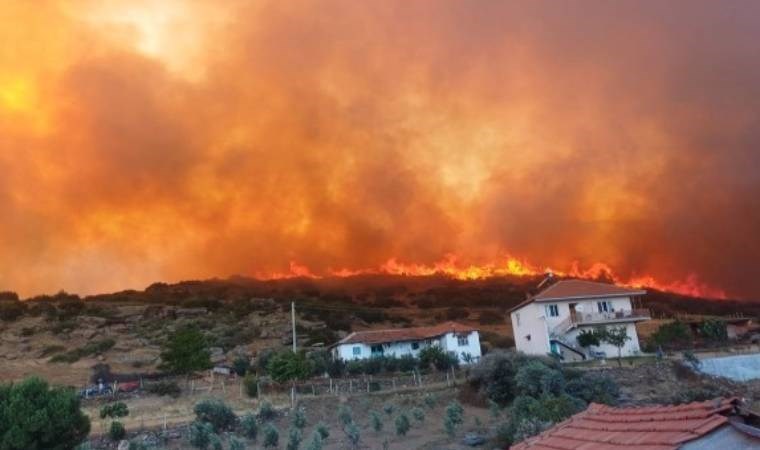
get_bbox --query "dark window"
[411,342,419,350]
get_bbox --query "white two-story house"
[331,322,482,365]
[509,279,650,361]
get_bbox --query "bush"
[398,354,418,372]
[266,351,313,383]
[338,405,353,426]
[576,329,601,347]
[243,374,258,398]
[650,321,692,349]
[565,373,619,405]
[469,351,517,404]
[315,422,329,439]
[286,427,302,450]
[146,380,181,398]
[194,399,237,432]
[100,401,129,419]
[0,376,90,449]
[292,407,306,429]
[160,325,212,375]
[395,413,410,436]
[262,424,279,448]
[700,319,727,342]
[419,345,458,371]
[445,401,464,426]
[240,413,258,440]
[305,431,323,450]
[232,356,251,376]
[423,393,437,409]
[229,437,245,450]
[258,401,277,421]
[50,338,116,364]
[515,360,564,397]
[109,420,126,441]
[370,411,383,432]
[344,423,360,449]
[0,301,26,321]
[189,421,213,449]
[412,407,425,423]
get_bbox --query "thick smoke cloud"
[1,0,759,298]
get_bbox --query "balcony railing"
[572,308,651,325]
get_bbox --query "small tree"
[395,413,410,436]
[194,399,237,432]
[258,401,277,421]
[0,376,90,450]
[344,422,360,450]
[100,401,129,419]
[305,431,323,450]
[576,329,601,348]
[286,427,302,450]
[315,422,330,439]
[700,319,728,342]
[412,407,425,424]
[243,374,258,398]
[240,413,258,440]
[419,345,458,371]
[160,325,212,376]
[232,356,251,376]
[209,433,223,450]
[262,424,279,448]
[370,411,383,433]
[229,437,245,450]
[599,327,631,367]
[383,403,394,416]
[292,407,306,429]
[338,405,353,427]
[443,401,464,437]
[109,420,126,441]
[266,351,313,383]
[189,421,214,449]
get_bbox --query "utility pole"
[291,301,297,353]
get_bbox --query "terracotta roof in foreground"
[533,279,646,301]
[336,322,477,346]
[510,398,738,450]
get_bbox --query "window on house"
[545,304,559,317]
[597,301,613,313]
[411,342,419,350]
[457,335,469,346]
[352,346,361,356]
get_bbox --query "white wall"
[511,303,551,356]
[333,331,482,364]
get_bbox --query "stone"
[462,433,486,446]
[117,440,130,450]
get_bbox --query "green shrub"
[146,380,181,398]
[315,422,330,439]
[258,401,277,421]
[650,321,692,349]
[292,407,306,429]
[395,413,410,436]
[286,427,302,450]
[240,413,258,440]
[445,401,464,426]
[576,329,601,347]
[194,399,237,432]
[412,407,425,423]
[266,351,313,383]
[109,420,126,441]
[50,338,116,364]
[565,373,619,405]
[100,401,129,419]
[370,411,383,432]
[423,393,437,409]
[189,421,214,449]
[233,356,251,376]
[468,351,531,405]
[344,422,360,449]
[515,360,564,397]
[0,376,90,449]
[229,437,245,450]
[0,301,26,321]
[338,405,353,426]
[243,374,258,398]
[382,403,394,416]
[419,345,458,371]
[683,351,701,370]
[700,319,727,342]
[160,325,212,375]
[304,431,323,450]
[262,424,279,448]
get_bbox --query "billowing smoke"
[1,0,759,298]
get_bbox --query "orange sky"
[1,1,759,299]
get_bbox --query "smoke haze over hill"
[1,1,759,298]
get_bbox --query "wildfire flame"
[254,254,727,299]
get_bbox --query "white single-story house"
[331,322,482,364]
[509,279,651,361]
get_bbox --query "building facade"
[510,279,650,361]
[331,322,482,364]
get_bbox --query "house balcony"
[551,309,651,336]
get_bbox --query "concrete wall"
[511,302,551,356]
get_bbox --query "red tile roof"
[336,322,477,345]
[510,398,738,450]
[533,280,646,301]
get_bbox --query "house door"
[569,303,578,322]
[550,341,561,355]
[370,345,384,357]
